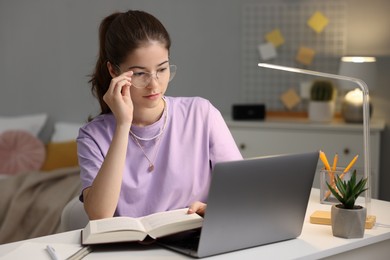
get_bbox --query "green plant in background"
[310,80,335,101]
[326,170,368,209]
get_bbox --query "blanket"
[0,167,81,244]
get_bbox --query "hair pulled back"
[90,10,171,116]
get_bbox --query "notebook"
[158,151,319,258]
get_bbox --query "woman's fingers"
[113,78,130,96]
[188,201,207,216]
[102,70,134,124]
[108,71,133,94]
[104,71,133,101]
[111,77,131,94]
[121,84,131,98]
[104,79,128,104]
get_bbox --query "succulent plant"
[326,170,368,209]
[310,80,335,101]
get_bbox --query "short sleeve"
[208,103,243,167]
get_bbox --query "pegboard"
[241,0,347,111]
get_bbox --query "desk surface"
[1,189,390,259]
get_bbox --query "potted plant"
[326,170,368,238]
[308,80,336,122]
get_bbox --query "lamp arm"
[258,63,371,212]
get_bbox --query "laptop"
[158,151,319,258]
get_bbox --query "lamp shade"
[338,57,375,123]
[338,57,377,90]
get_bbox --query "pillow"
[51,122,82,142]
[0,130,45,175]
[41,140,79,171]
[0,113,48,137]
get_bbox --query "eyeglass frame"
[113,63,177,89]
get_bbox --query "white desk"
[1,189,389,259]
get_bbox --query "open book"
[81,208,203,245]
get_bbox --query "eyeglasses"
[115,64,177,89]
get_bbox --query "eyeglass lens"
[131,65,177,89]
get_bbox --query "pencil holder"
[320,167,351,204]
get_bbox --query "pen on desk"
[46,245,59,260]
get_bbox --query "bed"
[0,114,84,244]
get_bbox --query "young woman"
[77,10,242,220]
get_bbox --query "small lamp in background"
[338,56,377,123]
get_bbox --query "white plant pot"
[308,101,335,123]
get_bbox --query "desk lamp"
[338,56,377,123]
[257,63,372,214]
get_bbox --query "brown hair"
[89,10,171,116]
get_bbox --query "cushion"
[0,113,48,137]
[51,122,82,142]
[0,130,45,175]
[41,140,78,171]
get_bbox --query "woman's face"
[118,41,170,110]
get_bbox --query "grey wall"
[0,0,243,122]
[0,0,389,200]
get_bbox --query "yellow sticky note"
[280,88,301,110]
[265,29,285,47]
[296,46,315,66]
[307,11,329,33]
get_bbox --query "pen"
[343,154,358,173]
[329,153,338,185]
[340,154,359,179]
[319,150,331,170]
[324,153,338,200]
[46,245,59,260]
[331,153,338,171]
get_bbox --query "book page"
[90,216,145,234]
[140,208,203,238]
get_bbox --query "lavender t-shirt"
[77,96,242,217]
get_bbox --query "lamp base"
[341,101,373,123]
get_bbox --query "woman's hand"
[85,71,135,219]
[188,201,207,216]
[103,71,134,126]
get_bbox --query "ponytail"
[89,13,121,116]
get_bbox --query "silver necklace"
[129,98,168,141]
[129,99,168,172]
